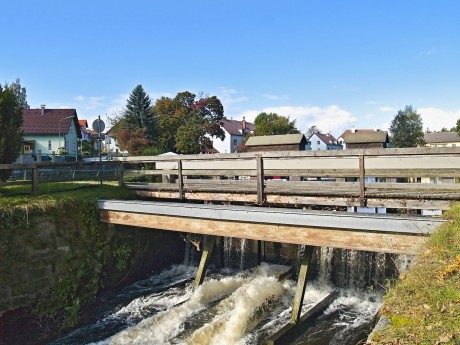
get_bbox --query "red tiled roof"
[221,118,255,136]
[79,119,88,128]
[22,108,80,137]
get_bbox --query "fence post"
[32,166,39,195]
[117,162,124,187]
[256,155,265,205]
[178,159,184,200]
[359,154,366,207]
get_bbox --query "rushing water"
[48,241,410,345]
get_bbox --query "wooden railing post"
[178,159,184,200]
[359,154,366,207]
[32,166,39,195]
[117,162,124,187]
[256,155,265,205]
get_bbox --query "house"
[239,133,307,152]
[212,117,255,153]
[424,132,460,148]
[338,127,389,149]
[21,106,80,159]
[306,131,343,151]
[79,120,90,142]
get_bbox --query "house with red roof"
[21,105,81,158]
[212,117,255,153]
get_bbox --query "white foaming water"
[78,262,384,345]
[186,276,283,345]
[108,276,249,345]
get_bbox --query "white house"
[306,132,342,151]
[212,117,255,153]
[21,106,80,160]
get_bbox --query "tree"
[0,83,24,180]
[123,85,157,141]
[389,106,425,148]
[454,119,460,136]
[116,128,150,156]
[253,112,299,136]
[306,125,320,139]
[8,78,29,109]
[153,91,225,154]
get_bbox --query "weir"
[98,199,444,343]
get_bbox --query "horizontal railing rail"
[1,148,460,205]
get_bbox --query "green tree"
[8,78,29,109]
[153,91,225,154]
[253,112,299,136]
[123,85,156,141]
[389,106,425,148]
[454,119,460,136]
[0,83,24,180]
[306,125,320,139]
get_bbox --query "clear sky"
[2,0,460,137]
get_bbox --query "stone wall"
[0,212,185,319]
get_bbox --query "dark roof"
[424,132,460,143]
[339,129,388,144]
[22,108,80,138]
[246,133,306,146]
[310,132,341,145]
[221,118,255,136]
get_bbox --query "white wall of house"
[212,131,245,153]
[309,133,328,150]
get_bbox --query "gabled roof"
[424,132,460,144]
[310,132,341,146]
[339,129,388,144]
[79,119,88,128]
[221,117,255,136]
[22,108,81,138]
[246,133,306,146]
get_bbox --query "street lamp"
[58,115,75,152]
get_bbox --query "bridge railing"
[2,147,460,206]
[111,147,460,209]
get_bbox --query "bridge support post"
[193,235,216,290]
[290,245,314,324]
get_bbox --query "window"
[48,140,52,150]
[24,144,31,153]
[317,141,320,145]
[233,139,238,145]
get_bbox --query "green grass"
[0,182,134,208]
[371,205,460,345]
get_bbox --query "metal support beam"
[290,245,314,324]
[193,235,216,290]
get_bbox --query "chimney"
[242,116,246,130]
[40,105,45,116]
[351,126,356,133]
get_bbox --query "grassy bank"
[371,205,460,344]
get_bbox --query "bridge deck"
[98,200,445,254]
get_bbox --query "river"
[48,254,395,345]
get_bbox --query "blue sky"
[2,0,460,136]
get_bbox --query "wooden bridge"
[4,147,457,343]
